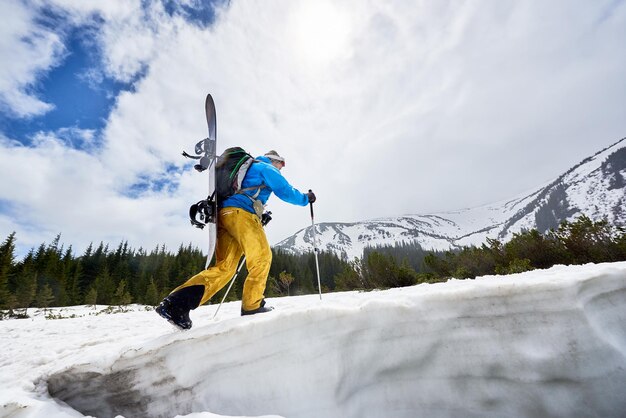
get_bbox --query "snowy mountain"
[2,262,626,418]
[277,138,626,260]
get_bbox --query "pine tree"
[335,265,362,290]
[113,279,132,306]
[67,260,83,306]
[95,266,115,305]
[16,270,37,309]
[15,250,37,308]
[36,283,55,310]
[84,286,97,308]
[144,279,159,306]
[0,232,16,308]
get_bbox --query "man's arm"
[261,165,309,206]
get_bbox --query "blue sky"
[1,0,625,258]
[1,30,120,147]
[1,1,220,148]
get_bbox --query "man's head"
[265,150,285,170]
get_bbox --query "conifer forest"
[0,216,625,311]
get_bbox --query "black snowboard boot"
[156,298,192,330]
[241,299,274,316]
[155,285,204,330]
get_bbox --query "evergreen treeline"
[424,215,626,279]
[1,215,624,311]
[363,241,429,273]
[0,233,353,310]
[347,215,626,289]
[0,234,208,309]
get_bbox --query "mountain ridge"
[276,137,626,260]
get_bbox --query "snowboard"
[204,94,217,268]
[183,94,217,268]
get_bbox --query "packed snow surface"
[2,262,626,418]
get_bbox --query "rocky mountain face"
[276,138,626,260]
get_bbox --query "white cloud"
[1,0,625,257]
[0,0,64,117]
[0,131,206,257]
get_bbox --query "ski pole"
[213,255,246,319]
[212,211,273,319]
[309,190,322,300]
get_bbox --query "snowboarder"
[156,150,316,329]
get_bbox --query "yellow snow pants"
[171,207,272,311]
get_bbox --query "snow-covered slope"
[1,262,625,418]
[277,138,626,259]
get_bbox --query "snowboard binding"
[189,195,216,229]
[182,137,216,172]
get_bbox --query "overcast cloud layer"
[1,0,625,258]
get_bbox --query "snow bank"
[1,262,625,418]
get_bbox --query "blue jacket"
[220,156,309,213]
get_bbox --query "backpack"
[188,147,264,229]
[215,147,264,200]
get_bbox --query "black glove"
[307,190,316,203]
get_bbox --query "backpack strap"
[237,185,265,201]
[234,158,265,202]
[238,185,266,219]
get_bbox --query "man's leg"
[171,233,242,306]
[157,209,243,328]
[220,209,272,312]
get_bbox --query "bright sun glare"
[288,1,352,68]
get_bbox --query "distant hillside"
[276,138,626,259]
